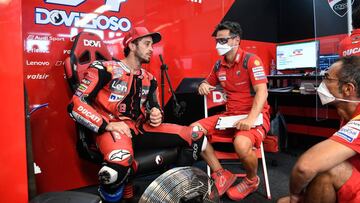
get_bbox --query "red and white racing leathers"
[68,60,201,173]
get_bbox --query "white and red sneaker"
[211,169,237,196]
[226,176,260,201]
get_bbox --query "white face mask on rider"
[317,82,360,105]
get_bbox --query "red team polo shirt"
[205,48,270,131]
[330,104,360,202]
[338,28,360,57]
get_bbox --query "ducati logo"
[328,0,354,17]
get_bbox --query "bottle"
[270,59,277,75]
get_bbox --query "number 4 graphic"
[44,0,127,12]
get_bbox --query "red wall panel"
[0,0,28,202]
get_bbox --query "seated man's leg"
[190,122,222,171]
[226,126,265,201]
[141,122,208,164]
[305,160,354,203]
[277,160,358,203]
[191,116,236,196]
[96,131,134,202]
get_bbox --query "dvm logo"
[84,39,101,47]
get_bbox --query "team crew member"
[339,6,360,57]
[68,27,208,202]
[278,56,360,203]
[191,21,270,200]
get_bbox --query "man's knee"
[303,162,353,203]
[305,172,337,203]
[99,161,132,184]
[233,136,253,159]
[309,172,333,188]
[99,148,134,202]
[327,161,353,189]
[190,122,208,135]
[98,162,132,202]
[190,126,208,160]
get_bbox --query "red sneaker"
[211,169,236,196]
[226,176,260,201]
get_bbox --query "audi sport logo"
[328,0,354,17]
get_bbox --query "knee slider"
[191,126,208,160]
[98,163,131,187]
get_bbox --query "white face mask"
[317,82,360,105]
[216,43,237,56]
[317,82,336,105]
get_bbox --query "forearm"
[68,96,108,133]
[247,88,268,121]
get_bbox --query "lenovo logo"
[26,60,50,66]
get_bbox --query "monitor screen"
[318,54,339,71]
[276,41,319,70]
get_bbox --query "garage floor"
[73,150,301,203]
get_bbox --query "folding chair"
[204,88,271,200]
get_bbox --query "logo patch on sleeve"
[252,66,264,73]
[108,93,124,102]
[254,72,265,77]
[218,73,226,81]
[75,90,83,97]
[334,125,360,143]
[81,78,91,85]
[346,120,360,131]
[254,60,261,66]
[77,84,88,92]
